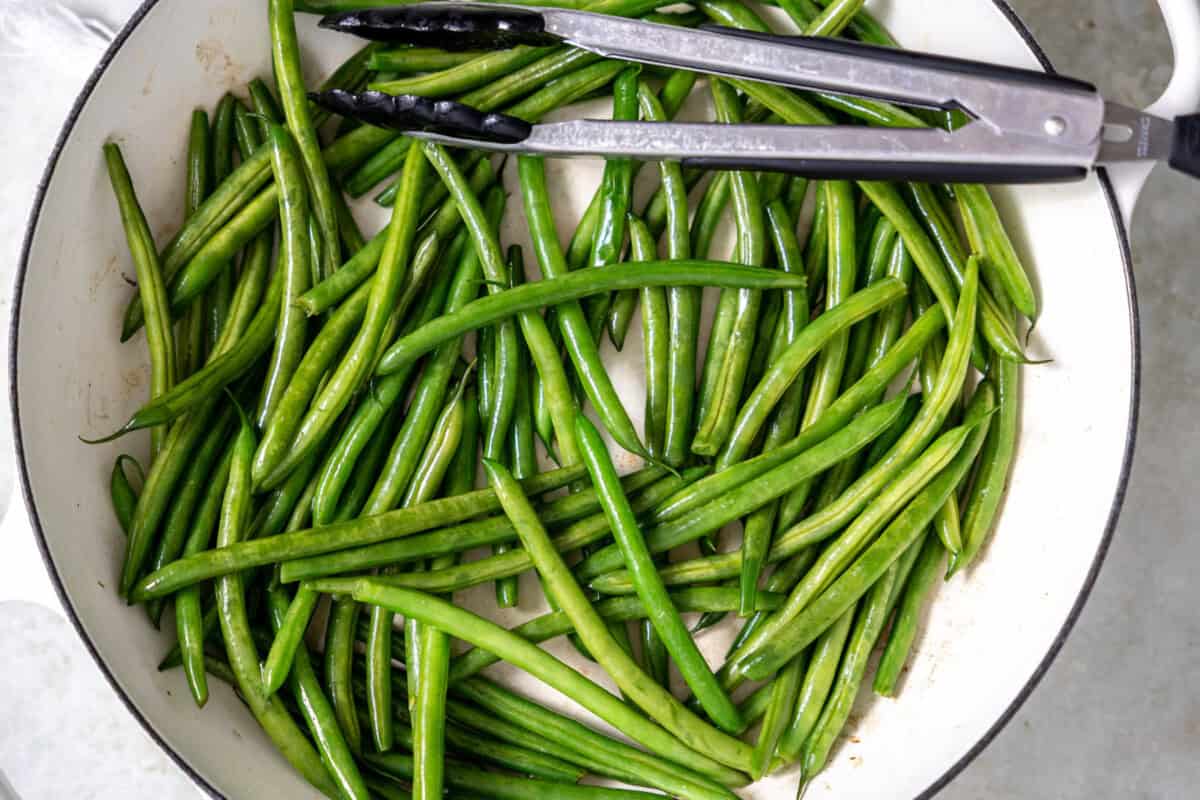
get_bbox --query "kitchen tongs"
[313,2,1200,184]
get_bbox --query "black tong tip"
[310,90,532,145]
[319,4,559,50]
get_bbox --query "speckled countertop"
[2,2,1197,798]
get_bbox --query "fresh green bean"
[290,467,674,585]
[377,260,809,378]
[575,414,742,732]
[213,411,336,794]
[256,124,311,430]
[261,583,319,697]
[366,751,655,800]
[956,184,1037,319]
[103,143,176,455]
[796,560,898,785]
[367,46,484,73]
[109,455,142,535]
[739,200,809,615]
[590,420,896,601]
[173,441,233,708]
[252,141,427,488]
[731,387,996,683]
[324,575,749,780]
[205,95,239,351]
[270,0,339,280]
[449,587,782,683]
[874,530,944,696]
[131,465,587,600]
[776,179,857,511]
[371,46,555,96]
[513,156,655,463]
[453,676,738,798]
[750,651,805,778]
[715,278,906,469]
[325,596,363,753]
[301,158,492,316]
[144,406,235,625]
[692,80,766,457]
[177,109,211,380]
[950,351,1018,575]
[266,589,370,800]
[775,608,853,762]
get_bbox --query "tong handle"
[681,157,1086,185]
[319,5,558,49]
[698,25,1097,100]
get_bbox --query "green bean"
[301,158,492,316]
[411,615,451,799]
[956,184,1037,319]
[372,45,554,95]
[750,651,805,778]
[575,414,742,732]
[796,561,898,784]
[326,596,363,753]
[131,464,587,601]
[206,95,239,351]
[177,109,211,380]
[692,80,766,457]
[256,124,311,430]
[377,260,809,378]
[361,189,504,515]
[449,588,782,683]
[583,66,640,339]
[949,351,1019,575]
[344,133,413,198]
[690,172,730,264]
[489,459,754,770]
[732,388,996,683]
[367,371,467,753]
[453,676,738,799]
[714,278,906,469]
[513,157,661,463]
[803,181,829,292]
[874,530,944,696]
[775,608,853,762]
[290,467,673,585]
[266,589,370,800]
[173,442,233,707]
[739,200,809,615]
[211,410,336,793]
[109,455,142,535]
[120,118,402,339]
[489,247,527,607]
[261,583,319,697]
[367,46,484,73]
[366,751,653,800]
[327,575,749,781]
[724,262,980,676]
[618,218,664,458]
[270,0,340,280]
[509,345,537,483]
[144,406,235,625]
[776,180,857,511]
[252,141,427,488]
[103,143,176,455]
[575,395,906,581]
[313,244,463,524]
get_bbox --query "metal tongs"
[312,2,1200,184]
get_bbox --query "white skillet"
[11,0,1198,797]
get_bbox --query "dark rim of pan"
[8,2,1141,797]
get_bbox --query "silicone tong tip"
[318,5,558,50]
[309,90,532,144]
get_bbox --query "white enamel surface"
[12,1,1136,798]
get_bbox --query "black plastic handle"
[682,157,1087,185]
[1169,114,1200,180]
[309,91,532,143]
[698,25,1097,98]
[319,6,559,50]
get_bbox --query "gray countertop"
[2,1,1196,797]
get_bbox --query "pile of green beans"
[95,0,1036,795]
